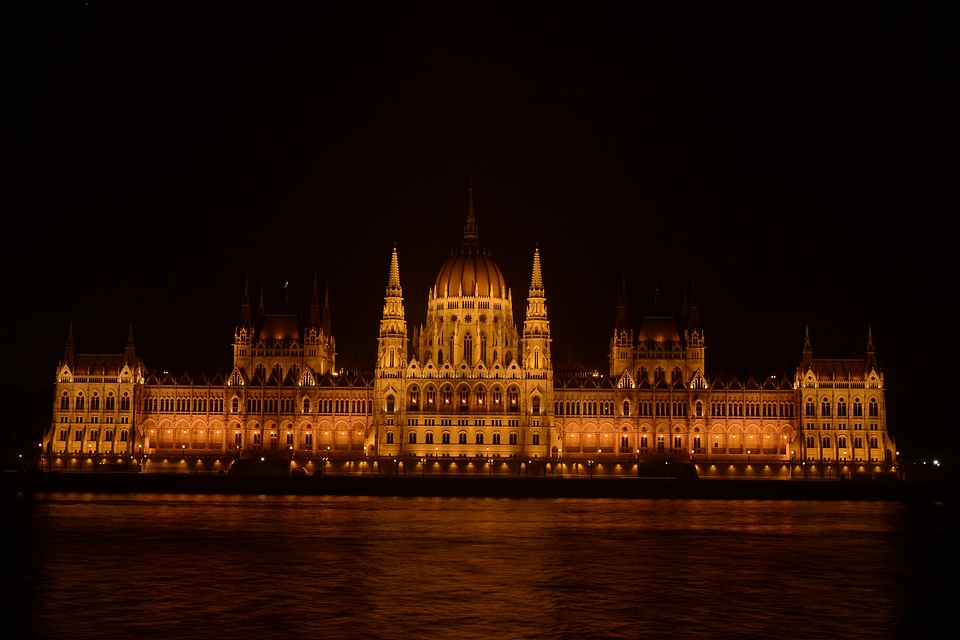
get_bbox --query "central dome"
[434,246,507,298]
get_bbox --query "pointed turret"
[614,273,629,333]
[310,272,321,329]
[63,322,75,369]
[378,244,407,364]
[464,178,479,245]
[865,325,879,373]
[125,322,136,365]
[523,246,551,373]
[801,324,813,371]
[610,275,634,377]
[240,273,253,330]
[322,284,332,338]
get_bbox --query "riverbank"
[3,471,955,502]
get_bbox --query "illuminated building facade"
[41,195,896,478]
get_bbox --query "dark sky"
[4,2,954,460]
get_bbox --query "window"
[869,399,879,417]
[90,395,100,411]
[837,398,847,417]
[492,433,501,445]
[623,400,630,416]
[853,399,863,417]
[305,432,313,446]
[459,432,467,444]
[820,400,831,417]
[105,430,114,442]
[425,432,434,444]
[120,395,130,411]
[408,432,417,444]
[74,430,83,442]
[532,433,540,445]
[806,435,815,448]
[60,394,69,410]
[386,395,395,412]
[286,433,294,446]
[476,432,484,445]
[509,433,518,445]
[870,436,878,448]
[475,388,485,407]
[821,436,830,449]
[303,398,311,413]
[58,429,67,441]
[386,432,394,444]
[76,394,85,410]
[442,433,450,445]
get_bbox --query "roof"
[637,316,681,343]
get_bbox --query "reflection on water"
[5,494,952,639]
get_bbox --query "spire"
[125,322,136,365]
[614,274,629,332]
[529,245,544,294]
[686,277,700,331]
[240,273,252,328]
[63,322,75,368]
[387,243,402,295]
[310,271,321,328]
[866,325,878,372]
[801,324,813,371]
[463,178,479,245]
[322,283,332,337]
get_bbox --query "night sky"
[4,3,953,461]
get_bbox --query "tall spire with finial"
[378,244,407,372]
[523,245,550,371]
[463,176,479,245]
[310,271,321,329]
[240,272,252,329]
[63,322,75,369]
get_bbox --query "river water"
[4,493,953,639]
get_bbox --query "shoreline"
[4,471,955,502]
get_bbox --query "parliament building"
[41,194,897,479]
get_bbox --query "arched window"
[805,400,815,416]
[302,398,311,413]
[409,387,420,407]
[822,436,830,449]
[120,394,131,411]
[90,394,100,411]
[532,433,540,445]
[408,432,417,444]
[853,399,863,417]
[532,397,541,413]
[464,334,473,363]
[623,400,630,416]
[696,401,703,417]
[476,432,484,445]
[837,398,847,417]
[60,393,69,410]
[232,398,240,413]
[806,435,815,448]
[458,432,467,444]
[870,436,878,448]
[820,399,831,416]
[386,395,395,412]
[508,387,519,411]
[869,399,879,417]
[76,394,85,410]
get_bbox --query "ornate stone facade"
[41,194,896,478]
